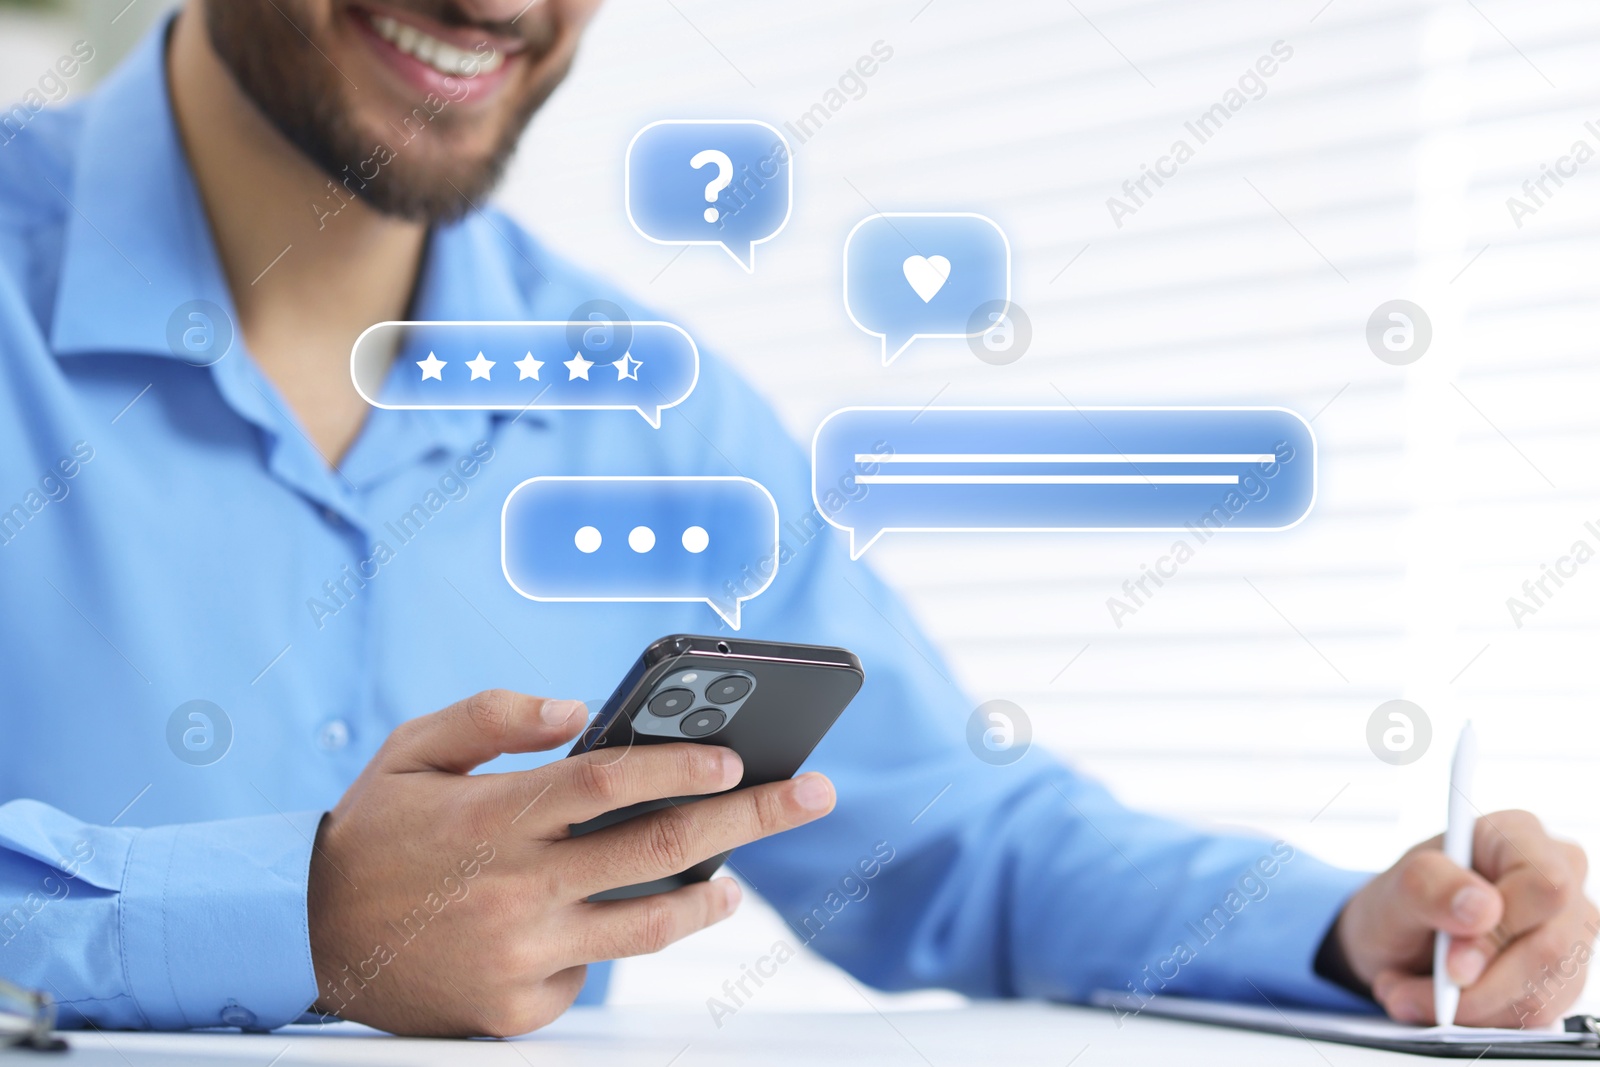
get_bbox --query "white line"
[856,453,1275,464]
[858,474,1239,485]
[251,244,293,286]
[251,643,292,685]
[111,383,152,424]
[110,783,152,825]
[911,783,952,824]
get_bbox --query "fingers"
[381,690,589,774]
[1394,848,1503,940]
[1473,810,1549,882]
[1455,911,1598,1028]
[1370,936,1496,1023]
[1371,968,1436,1024]
[1444,934,1492,986]
[1371,816,1597,1029]
[515,742,747,829]
[569,879,743,964]
[1474,812,1583,938]
[560,772,835,900]
[1388,894,1600,1028]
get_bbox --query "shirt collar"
[48,18,553,484]
[49,20,232,361]
[359,218,551,467]
[49,20,546,358]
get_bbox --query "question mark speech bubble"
[501,476,780,630]
[843,213,1012,366]
[626,119,793,272]
[350,320,698,428]
[814,406,1316,558]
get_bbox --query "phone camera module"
[634,668,754,738]
[647,688,695,717]
[681,707,727,737]
[705,674,752,705]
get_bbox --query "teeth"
[369,12,505,78]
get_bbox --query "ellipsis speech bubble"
[502,476,780,630]
[351,320,698,428]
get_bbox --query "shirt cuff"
[120,811,323,1030]
[1215,853,1379,1012]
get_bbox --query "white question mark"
[690,149,734,223]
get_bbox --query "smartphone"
[567,633,864,900]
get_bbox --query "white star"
[515,352,544,380]
[611,352,642,381]
[465,351,496,381]
[564,352,595,380]
[416,351,447,381]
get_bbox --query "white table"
[7,1003,1569,1065]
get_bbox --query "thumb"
[381,689,588,774]
[1394,848,1503,939]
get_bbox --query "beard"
[201,0,567,223]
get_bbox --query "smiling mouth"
[365,11,508,77]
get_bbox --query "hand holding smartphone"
[568,634,864,900]
[305,666,853,1037]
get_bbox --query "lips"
[348,4,527,105]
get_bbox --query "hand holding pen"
[1331,721,1597,1027]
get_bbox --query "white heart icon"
[902,255,951,303]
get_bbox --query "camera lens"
[647,688,695,717]
[705,674,752,705]
[681,707,726,737]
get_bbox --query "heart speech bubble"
[501,477,780,630]
[844,213,1011,366]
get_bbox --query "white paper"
[1091,991,1588,1046]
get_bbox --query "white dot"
[703,207,719,223]
[680,673,699,683]
[681,525,710,553]
[574,526,602,553]
[628,525,656,553]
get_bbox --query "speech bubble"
[844,213,1011,365]
[501,477,780,630]
[350,320,697,428]
[626,119,793,272]
[813,407,1316,559]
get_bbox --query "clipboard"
[1092,990,1600,1059]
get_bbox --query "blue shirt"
[0,25,1372,1031]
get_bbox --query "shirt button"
[316,719,351,751]
[220,1004,257,1029]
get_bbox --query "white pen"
[1434,720,1479,1028]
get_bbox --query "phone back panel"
[567,636,863,900]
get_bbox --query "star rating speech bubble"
[351,320,698,428]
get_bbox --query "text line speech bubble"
[350,320,698,428]
[813,407,1316,559]
[502,476,780,630]
[626,119,793,273]
[844,212,1011,365]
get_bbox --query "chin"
[203,0,575,222]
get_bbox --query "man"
[0,0,1592,1039]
